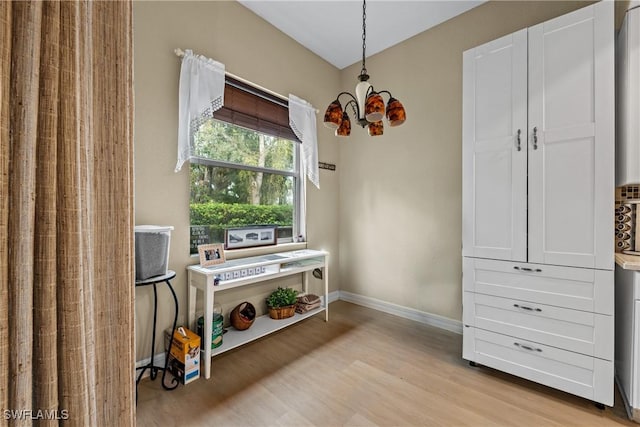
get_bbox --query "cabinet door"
[528,1,614,269]
[462,29,527,262]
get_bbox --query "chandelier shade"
[386,97,406,127]
[336,112,351,137]
[323,0,406,137]
[368,120,384,136]
[365,91,385,122]
[323,99,343,130]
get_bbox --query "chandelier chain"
[361,0,367,76]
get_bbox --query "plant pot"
[230,302,256,330]
[268,304,296,320]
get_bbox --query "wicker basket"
[230,302,256,330]
[268,304,296,320]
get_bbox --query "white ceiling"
[238,0,486,70]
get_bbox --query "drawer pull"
[513,266,542,273]
[513,304,542,312]
[514,342,542,352]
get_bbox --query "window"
[189,79,301,254]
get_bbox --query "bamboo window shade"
[213,77,301,142]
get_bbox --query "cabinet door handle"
[514,342,542,352]
[513,304,542,312]
[516,129,522,151]
[532,127,538,150]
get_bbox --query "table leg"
[161,279,180,390]
[303,270,309,295]
[324,261,329,322]
[150,284,159,380]
[135,284,160,396]
[187,270,196,330]
[203,278,214,379]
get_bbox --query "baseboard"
[338,291,463,334]
[135,352,166,380]
[327,290,340,303]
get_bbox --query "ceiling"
[238,0,486,70]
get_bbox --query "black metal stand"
[135,270,179,401]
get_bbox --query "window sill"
[191,242,307,262]
[224,242,308,260]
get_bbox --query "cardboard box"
[164,327,200,383]
[166,352,200,385]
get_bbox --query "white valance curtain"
[175,49,225,172]
[175,51,321,191]
[289,94,320,189]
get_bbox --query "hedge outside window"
[189,80,301,254]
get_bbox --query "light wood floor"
[136,301,636,426]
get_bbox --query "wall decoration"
[225,225,277,250]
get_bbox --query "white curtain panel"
[175,50,225,172]
[288,94,319,189]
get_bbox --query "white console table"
[187,249,329,379]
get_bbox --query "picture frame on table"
[225,225,278,250]
[198,243,226,267]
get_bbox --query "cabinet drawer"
[463,327,613,405]
[463,292,613,359]
[463,257,613,314]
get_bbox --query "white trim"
[327,290,340,304]
[338,291,463,334]
[134,353,166,381]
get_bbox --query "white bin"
[135,225,174,281]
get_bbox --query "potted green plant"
[266,287,298,319]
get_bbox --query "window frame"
[189,143,302,244]
[189,87,303,250]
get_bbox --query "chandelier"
[323,0,406,137]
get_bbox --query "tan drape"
[0,1,135,425]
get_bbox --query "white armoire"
[462,1,614,406]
